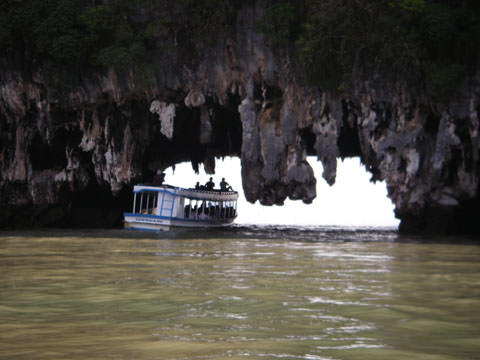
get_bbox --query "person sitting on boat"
[220,178,232,192]
[205,177,215,190]
[153,170,165,185]
[195,181,206,190]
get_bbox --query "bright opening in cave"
[164,157,399,227]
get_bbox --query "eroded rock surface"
[1,1,479,233]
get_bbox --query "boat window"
[208,201,213,216]
[220,200,236,218]
[132,191,159,215]
[154,193,158,213]
[165,195,238,220]
[184,198,192,218]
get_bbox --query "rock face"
[1,1,479,233]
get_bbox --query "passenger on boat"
[199,202,209,219]
[153,170,165,185]
[220,178,232,192]
[205,177,215,190]
[195,181,206,190]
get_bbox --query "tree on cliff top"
[264,0,480,98]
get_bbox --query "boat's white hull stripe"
[123,213,235,230]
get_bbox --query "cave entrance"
[164,157,399,227]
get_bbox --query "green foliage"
[0,0,241,87]
[264,0,480,99]
[395,0,425,13]
[0,16,11,48]
[1,0,154,79]
[261,1,298,45]
[426,63,465,100]
[33,0,84,64]
[182,0,236,45]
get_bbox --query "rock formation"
[1,1,479,233]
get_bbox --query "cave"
[1,1,480,234]
[163,157,398,227]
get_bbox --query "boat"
[123,184,239,231]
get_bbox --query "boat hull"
[123,213,235,231]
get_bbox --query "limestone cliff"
[1,1,479,233]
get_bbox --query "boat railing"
[176,187,239,202]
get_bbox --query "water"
[1,226,479,360]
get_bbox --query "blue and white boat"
[123,184,239,231]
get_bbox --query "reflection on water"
[0,226,479,360]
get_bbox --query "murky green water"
[0,227,479,360]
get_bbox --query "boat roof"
[133,184,239,201]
